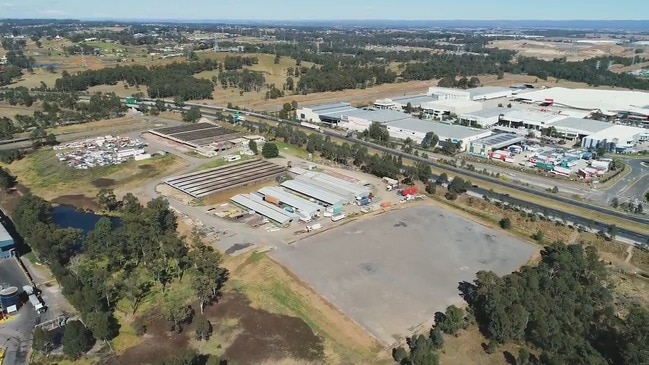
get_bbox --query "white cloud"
[40,9,66,16]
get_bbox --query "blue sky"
[1,0,648,20]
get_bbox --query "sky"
[1,0,649,21]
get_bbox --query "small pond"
[52,205,121,234]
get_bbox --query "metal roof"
[309,102,354,113]
[461,107,509,119]
[295,174,357,199]
[300,172,371,197]
[0,223,13,246]
[387,119,492,140]
[513,87,649,113]
[281,180,348,206]
[390,94,438,107]
[321,108,411,124]
[500,109,568,125]
[230,194,293,225]
[468,86,512,98]
[551,117,613,134]
[258,187,322,216]
[471,133,524,148]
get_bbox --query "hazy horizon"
[1,0,649,22]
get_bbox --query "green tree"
[499,217,512,229]
[608,224,617,239]
[162,293,193,332]
[155,99,167,112]
[32,327,55,354]
[84,310,119,343]
[248,139,258,155]
[0,166,17,189]
[435,305,466,335]
[194,315,212,341]
[182,106,202,123]
[261,142,279,158]
[62,320,91,359]
[96,188,118,211]
[29,126,46,146]
[620,305,649,365]
[425,182,437,195]
[611,197,619,209]
[121,192,143,215]
[45,133,57,145]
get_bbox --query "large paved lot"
[271,205,536,345]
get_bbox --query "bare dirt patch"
[109,311,189,365]
[91,178,116,188]
[487,39,628,61]
[207,292,325,365]
[51,194,99,210]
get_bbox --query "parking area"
[270,205,536,345]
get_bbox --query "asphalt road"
[0,258,36,365]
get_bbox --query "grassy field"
[1,148,183,201]
[199,154,253,170]
[0,103,41,119]
[225,253,387,365]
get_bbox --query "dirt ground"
[487,39,630,61]
[226,253,386,364]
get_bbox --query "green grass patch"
[111,312,144,354]
[275,141,309,158]
[85,41,126,51]
[199,155,253,170]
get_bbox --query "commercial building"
[549,117,614,141]
[296,103,413,131]
[296,102,356,124]
[468,133,525,157]
[296,171,371,199]
[373,94,437,110]
[281,179,349,206]
[149,121,242,148]
[257,186,322,218]
[230,193,295,227]
[386,119,492,150]
[514,87,649,116]
[581,124,647,152]
[0,222,15,259]
[421,99,483,117]
[427,86,513,101]
[459,107,509,127]
[495,109,569,133]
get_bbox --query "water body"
[52,205,120,234]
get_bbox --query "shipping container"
[400,187,418,196]
[535,162,554,171]
[264,195,280,206]
[331,213,346,222]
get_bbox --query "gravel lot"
[271,205,536,345]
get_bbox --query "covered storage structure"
[230,194,295,227]
[258,187,322,218]
[281,179,348,206]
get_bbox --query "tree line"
[11,192,228,360]
[0,90,126,141]
[53,59,219,101]
[394,244,649,365]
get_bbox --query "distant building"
[427,86,513,101]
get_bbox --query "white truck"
[28,294,46,314]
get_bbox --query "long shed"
[0,222,15,259]
[258,187,323,218]
[281,180,348,206]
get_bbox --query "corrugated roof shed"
[462,107,509,119]
[302,172,371,197]
[258,187,322,217]
[0,223,13,248]
[230,194,293,226]
[551,117,613,134]
[388,119,492,140]
[281,180,348,206]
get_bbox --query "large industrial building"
[459,107,509,127]
[468,133,525,157]
[514,87,649,117]
[373,94,437,110]
[421,99,483,117]
[0,222,15,259]
[149,119,242,148]
[257,186,322,219]
[386,120,492,149]
[428,86,513,101]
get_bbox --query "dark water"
[52,205,120,234]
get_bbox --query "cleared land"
[271,205,536,345]
[487,39,629,61]
[2,148,185,204]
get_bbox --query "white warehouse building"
[428,86,513,101]
[459,107,510,127]
[386,119,492,151]
[421,99,483,117]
